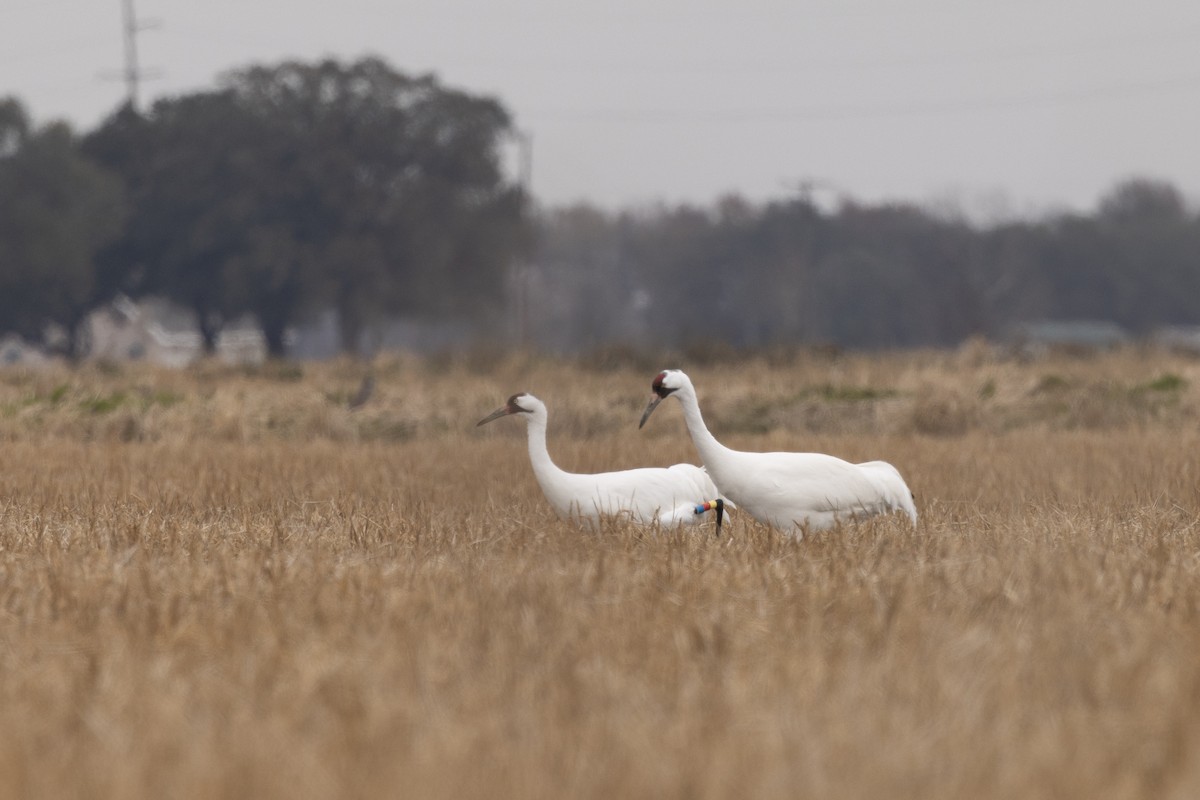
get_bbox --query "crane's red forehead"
[652,371,668,390]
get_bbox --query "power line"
[526,70,1200,125]
[0,34,110,67]
[410,21,1200,77]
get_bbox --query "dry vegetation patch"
[1,349,1199,798]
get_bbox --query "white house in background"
[2,297,479,368]
[87,295,267,367]
[0,333,51,366]
[1006,320,1130,357]
[1151,326,1200,356]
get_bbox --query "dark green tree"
[87,58,526,358]
[1094,179,1200,329]
[85,94,286,353]
[823,202,982,347]
[0,97,29,156]
[0,100,127,357]
[222,57,527,354]
[624,203,723,348]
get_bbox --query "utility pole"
[108,0,160,110]
[514,130,533,349]
[783,177,845,211]
[516,129,533,199]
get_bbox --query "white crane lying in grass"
[477,392,728,532]
[638,370,916,536]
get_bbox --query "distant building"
[86,295,266,367]
[1006,320,1130,357]
[1151,325,1200,356]
[2,297,483,368]
[0,333,50,366]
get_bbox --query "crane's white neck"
[522,410,569,492]
[675,386,729,464]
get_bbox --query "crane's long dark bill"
[476,406,512,426]
[638,396,663,429]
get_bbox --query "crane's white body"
[479,393,725,530]
[641,370,916,536]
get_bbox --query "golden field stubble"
[0,351,1199,799]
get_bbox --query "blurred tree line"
[529,180,1200,352]
[2,54,1199,359]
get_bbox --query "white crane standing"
[638,370,916,536]
[477,393,728,532]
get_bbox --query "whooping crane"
[638,370,916,536]
[477,392,728,532]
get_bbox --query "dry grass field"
[2,346,1200,799]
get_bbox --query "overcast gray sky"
[3,0,1199,216]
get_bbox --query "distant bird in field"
[477,392,728,532]
[347,372,376,411]
[638,369,916,536]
